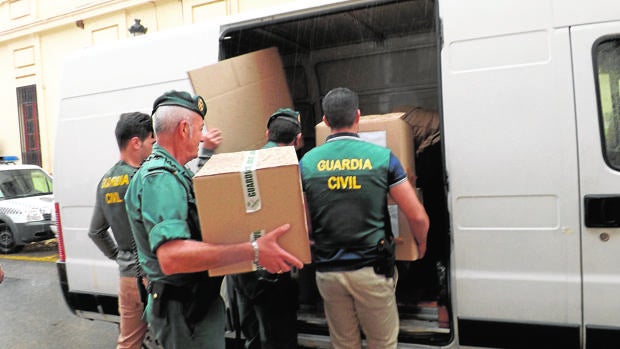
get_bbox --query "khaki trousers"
[117,276,148,349]
[316,266,398,349]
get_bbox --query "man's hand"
[0,265,4,284]
[201,128,222,151]
[256,224,304,274]
[394,237,427,258]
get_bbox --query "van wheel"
[0,223,20,254]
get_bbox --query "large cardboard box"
[315,113,420,261]
[193,146,311,276]
[315,113,415,179]
[189,47,293,153]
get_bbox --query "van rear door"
[440,1,582,347]
[571,20,620,346]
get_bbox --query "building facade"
[0,0,294,172]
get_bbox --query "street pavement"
[0,239,119,349]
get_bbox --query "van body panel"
[59,22,221,99]
[441,0,553,43]
[441,0,582,326]
[552,0,620,28]
[572,19,620,333]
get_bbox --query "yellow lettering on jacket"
[105,192,123,204]
[327,176,362,190]
[101,174,130,188]
[316,159,372,171]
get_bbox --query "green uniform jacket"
[125,144,212,286]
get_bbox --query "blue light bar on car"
[0,155,19,164]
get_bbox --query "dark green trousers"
[230,272,298,349]
[146,294,225,349]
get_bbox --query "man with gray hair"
[125,90,303,349]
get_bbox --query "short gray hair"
[152,105,193,138]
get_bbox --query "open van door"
[571,21,620,346]
[440,2,583,347]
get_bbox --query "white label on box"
[241,151,261,213]
[388,204,400,238]
[359,130,387,147]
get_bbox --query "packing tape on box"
[241,151,262,213]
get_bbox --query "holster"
[373,237,395,278]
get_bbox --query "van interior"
[219,0,451,345]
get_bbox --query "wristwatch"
[251,240,261,269]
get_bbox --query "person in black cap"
[125,90,304,349]
[229,107,302,349]
[263,107,303,149]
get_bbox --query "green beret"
[152,90,207,119]
[267,108,301,129]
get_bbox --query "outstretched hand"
[201,128,222,151]
[256,224,304,273]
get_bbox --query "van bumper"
[56,262,120,320]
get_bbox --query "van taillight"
[54,202,66,262]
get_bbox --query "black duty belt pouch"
[374,210,396,278]
[150,281,168,318]
[373,236,396,278]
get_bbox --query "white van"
[53,0,620,347]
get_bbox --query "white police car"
[0,156,55,253]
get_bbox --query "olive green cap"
[152,90,207,119]
[267,108,301,129]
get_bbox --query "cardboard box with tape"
[315,112,421,261]
[193,146,311,276]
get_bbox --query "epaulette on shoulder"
[144,155,177,175]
